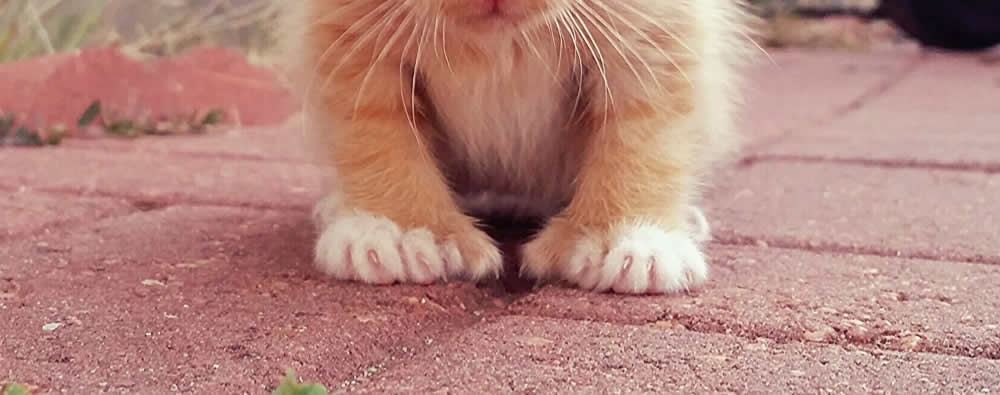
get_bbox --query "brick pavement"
[2,48,999,393]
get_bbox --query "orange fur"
[280,0,755,293]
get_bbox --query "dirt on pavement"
[1,46,999,393]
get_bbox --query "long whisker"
[574,2,659,98]
[411,23,430,134]
[351,10,415,119]
[539,14,560,73]
[308,2,395,91]
[547,13,567,77]
[740,30,774,64]
[393,11,422,132]
[432,13,442,60]
[301,2,395,137]
[615,1,697,56]
[562,7,612,129]
[554,13,587,130]
[519,29,559,80]
[565,8,611,100]
[440,16,455,73]
[321,5,407,92]
[590,0,693,87]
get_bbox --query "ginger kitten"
[280,0,752,294]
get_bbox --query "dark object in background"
[876,0,1000,51]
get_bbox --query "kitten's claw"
[314,209,502,285]
[315,211,449,285]
[525,222,708,295]
[574,225,707,294]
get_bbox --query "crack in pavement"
[333,315,492,392]
[23,186,313,212]
[712,232,1000,266]
[53,143,312,165]
[642,310,1000,361]
[0,210,136,244]
[741,54,926,155]
[470,312,1000,362]
[0,189,308,247]
[739,154,1000,174]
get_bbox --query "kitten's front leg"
[310,65,502,285]
[522,92,712,294]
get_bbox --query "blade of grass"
[25,1,55,55]
[78,100,102,127]
[2,382,32,395]
[54,1,108,52]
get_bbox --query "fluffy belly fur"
[421,43,580,219]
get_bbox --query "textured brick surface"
[0,147,320,209]
[3,48,999,393]
[0,206,500,393]
[753,53,1000,166]
[708,161,1000,263]
[511,246,1000,358]
[756,108,1000,166]
[738,49,921,143]
[352,316,1000,394]
[0,189,133,240]
[62,123,309,162]
[0,47,294,129]
[865,53,1000,114]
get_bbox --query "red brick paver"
[512,246,1000,358]
[752,53,1000,170]
[0,191,133,242]
[1,207,501,393]
[709,162,999,263]
[0,47,295,130]
[0,147,319,210]
[754,108,1000,168]
[351,316,999,394]
[2,48,999,393]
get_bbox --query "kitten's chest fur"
[419,43,582,219]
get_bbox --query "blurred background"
[0,0,280,64]
[0,0,998,143]
[4,0,999,64]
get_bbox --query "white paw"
[563,224,708,294]
[314,210,461,285]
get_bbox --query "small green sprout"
[77,100,102,128]
[103,119,138,137]
[272,369,328,395]
[95,105,227,139]
[200,109,225,126]
[0,112,62,147]
[0,114,13,140]
[12,125,42,146]
[2,382,31,395]
[44,124,66,145]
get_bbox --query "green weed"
[78,100,227,138]
[1,100,225,147]
[0,112,64,147]
[2,383,32,395]
[272,369,329,395]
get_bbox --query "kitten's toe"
[315,212,403,284]
[564,224,708,295]
[313,209,500,285]
[315,211,454,285]
[564,233,606,290]
[399,228,447,284]
[448,229,504,280]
